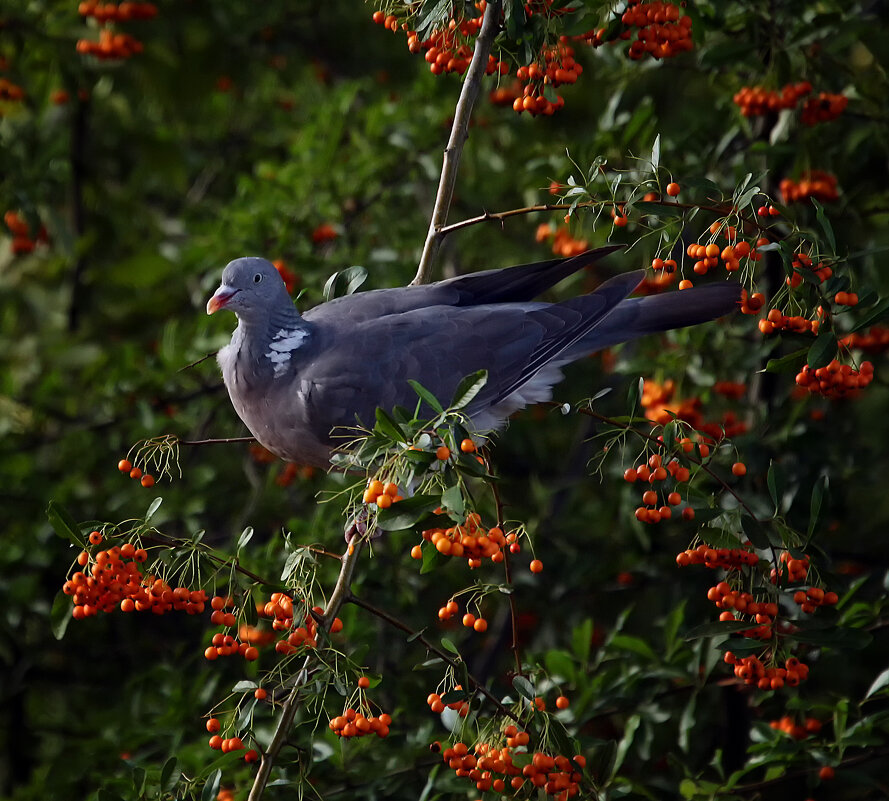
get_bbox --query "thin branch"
[247,540,365,801]
[178,436,256,446]
[348,592,522,725]
[413,0,502,285]
[489,475,523,677]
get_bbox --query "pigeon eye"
[253,273,263,283]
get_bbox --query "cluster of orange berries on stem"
[437,598,490,633]
[733,82,812,116]
[413,512,513,566]
[780,171,839,203]
[363,478,403,509]
[76,1,156,59]
[793,586,838,614]
[840,326,889,353]
[427,687,470,717]
[511,43,581,116]
[616,0,693,60]
[676,543,759,570]
[640,378,749,439]
[685,222,767,276]
[801,92,848,125]
[795,359,874,400]
[329,708,392,738]
[757,307,821,336]
[624,447,696,525]
[256,592,343,655]
[438,737,587,799]
[206,718,258,762]
[708,582,779,640]
[63,533,210,618]
[771,551,810,584]
[536,223,588,258]
[4,211,48,255]
[117,457,155,488]
[725,652,810,690]
[770,715,823,740]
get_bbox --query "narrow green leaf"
[131,767,146,795]
[160,756,179,792]
[237,526,254,550]
[421,544,447,574]
[145,497,163,522]
[609,634,657,661]
[231,680,258,692]
[46,501,84,546]
[807,330,837,369]
[450,370,488,410]
[767,461,783,513]
[865,667,889,699]
[811,198,836,254]
[201,769,222,801]
[323,265,367,301]
[572,619,593,663]
[376,494,442,531]
[51,590,72,640]
[764,347,808,373]
[440,637,460,656]
[650,134,660,170]
[807,476,828,539]
[407,379,444,414]
[512,675,536,701]
[440,485,464,517]
[611,714,641,777]
[741,515,771,549]
[374,407,407,442]
[850,297,889,333]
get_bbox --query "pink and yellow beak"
[207,286,239,315]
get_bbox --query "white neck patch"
[266,328,308,376]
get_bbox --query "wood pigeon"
[207,247,739,467]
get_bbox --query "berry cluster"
[427,687,470,717]
[535,223,588,258]
[117,457,155,487]
[4,210,47,255]
[801,92,848,125]
[640,380,748,440]
[77,1,157,21]
[328,709,392,738]
[792,586,839,613]
[724,653,810,690]
[707,582,778,639]
[784,252,833,288]
[206,718,259,762]
[437,598,490,632]
[771,551,809,584]
[713,381,747,400]
[757,308,820,336]
[63,535,209,618]
[795,359,874,399]
[649,256,678,274]
[257,593,343,655]
[512,43,582,116]
[414,513,511,566]
[363,478,403,509]
[676,543,759,569]
[732,82,812,116]
[685,223,767,276]
[0,78,25,102]
[76,2,156,59]
[780,171,839,203]
[770,715,823,740]
[439,738,587,799]
[625,450,695,525]
[618,0,694,60]
[840,326,889,353]
[738,289,765,315]
[204,631,260,662]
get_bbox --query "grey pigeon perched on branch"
[207,247,739,467]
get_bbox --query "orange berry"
[244,646,259,661]
[460,438,476,453]
[117,459,132,472]
[529,559,543,573]
[462,613,476,627]
[819,766,835,780]
[556,695,570,709]
[141,474,155,488]
[206,717,221,733]
[435,445,451,461]
[731,462,747,476]
[358,676,370,689]
[254,688,267,700]
[678,279,693,290]
[666,182,680,197]
[129,467,142,480]
[410,544,423,559]
[88,530,103,545]
[473,617,488,633]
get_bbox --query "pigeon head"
[207,257,292,319]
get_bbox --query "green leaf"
[807,475,828,539]
[767,460,784,513]
[46,501,84,546]
[572,618,593,663]
[407,380,444,414]
[145,497,163,522]
[440,485,464,517]
[512,675,536,701]
[440,637,460,657]
[131,766,146,795]
[440,688,467,704]
[232,680,258,692]
[609,634,657,661]
[650,134,660,170]
[160,756,179,792]
[201,769,222,801]
[684,620,754,640]
[51,590,72,640]
[323,265,367,301]
[807,330,837,369]
[865,667,889,699]
[421,544,448,574]
[544,649,576,682]
[237,526,254,550]
[850,297,889,333]
[450,370,488,410]
[611,713,641,777]
[376,494,442,531]
[764,347,808,373]
[811,198,836,254]
[374,407,407,442]
[740,515,772,549]
[834,698,849,745]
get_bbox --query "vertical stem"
[246,538,364,801]
[412,0,502,286]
